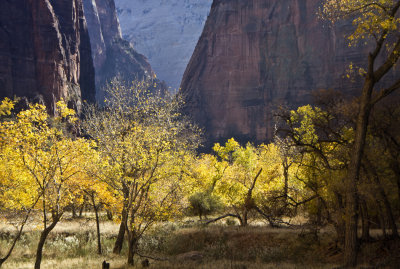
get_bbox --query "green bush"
[188,192,223,220]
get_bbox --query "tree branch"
[371,78,400,105]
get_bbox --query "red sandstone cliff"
[0,0,95,112]
[180,0,379,145]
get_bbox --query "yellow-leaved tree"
[83,79,200,265]
[208,139,285,226]
[277,104,352,242]
[321,1,400,266]
[0,99,98,269]
[186,153,225,220]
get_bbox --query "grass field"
[0,214,399,268]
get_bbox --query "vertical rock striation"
[180,0,381,146]
[82,0,159,102]
[115,0,213,90]
[0,0,95,112]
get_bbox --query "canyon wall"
[180,0,374,146]
[0,0,95,112]
[83,0,160,102]
[115,0,213,90]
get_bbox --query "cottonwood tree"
[83,79,200,265]
[0,99,98,269]
[279,99,400,263]
[0,98,40,268]
[322,1,400,266]
[362,100,400,238]
[76,169,116,255]
[208,139,284,226]
[186,154,226,220]
[276,104,354,242]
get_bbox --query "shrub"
[188,192,223,220]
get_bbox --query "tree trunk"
[127,236,137,265]
[242,210,248,227]
[344,77,374,267]
[333,192,346,246]
[334,220,346,247]
[360,199,370,241]
[376,181,398,238]
[79,200,85,217]
[0,214,29,267]
[0,196,40,267]
[106,210,113,221]
[34,219,59,269]
[72,205,77,218]
[344,191,358,268]
[113,186,130,254]
[91,194,102,254]
[389,160,400,216]
[0,238,19,267]
[283,159,289,203]
[240,168,261,227]
[113,206,127,254]
[377,202,387,238]
[316,198,323,226]
[365,160,399,238]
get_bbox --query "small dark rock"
[141,258,150,267]
[102,260,110,269]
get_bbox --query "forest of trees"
[1,0,400,268]
[1,81,399,268]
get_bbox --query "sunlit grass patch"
[1,217,398,268]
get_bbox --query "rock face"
[83,0,158,101]
[180,0,380,146]
[0,0,95,112]
[115,0,213,90]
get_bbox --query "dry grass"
[2,259,332,269]
[141,260,334,269]
[157,225,337,265]
[0,215,399,268]
[2,256,126,269]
